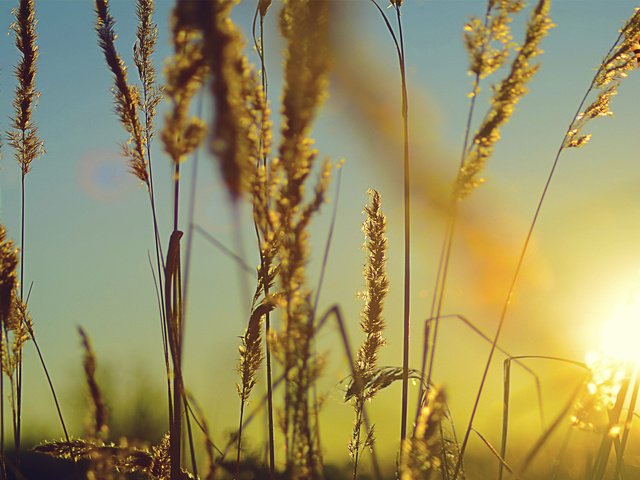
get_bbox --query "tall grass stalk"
[6,0,45,461]
[350,189,388,480]
[369,0,411,448]
[251,2,276,475]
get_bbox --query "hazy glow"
[600,290,640,366]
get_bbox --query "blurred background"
[2,0,640,477]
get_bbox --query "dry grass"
[3,1,640,480]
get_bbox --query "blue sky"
[2,0,640,472]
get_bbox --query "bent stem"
[499,356,587,480]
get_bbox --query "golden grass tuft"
[0,228,18,325]
[94,0,149,186]
[78,328,108,442]
[160,3,208,167]
[6,0,44,175]
[134,0,162,142]
[563,9,640,150]
[349,189,389,477]
[400,387,446,480]
[455,0,553,199]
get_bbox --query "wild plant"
[349,189,388,480]
[5,0,44,461]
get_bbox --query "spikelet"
[209,2,266,201]
[356,189,389,385]
[455,0,553,199]
[463,0,525,82]
[277,0,331,208]
[237,300,273,403]
[0,227,19,324]
[34,438,106,461]
[6,292,30,369]
[34,433,194,480]
[160,3,208,167]
[562,8,640,150]
[95,0,149,186]
[349,190,389,469]
[6,0,44,175]
[134,0,162,141]
[400,387,446,480]
[78,328,108,441]
[172,1,268,201]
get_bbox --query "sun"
[599,290,640,367]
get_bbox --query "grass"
[2,0,640,479]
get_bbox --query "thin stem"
[173,163,180,233]
[252,6,275,477]
[352,404,363,480]
[236,398,246,480]
[0,333,5,480]
[21,314,69,443]
[370,0,410,450]
[515,378,587,479]
[16,171,25,463]
[394,2,412,450]
[184,395,198,479]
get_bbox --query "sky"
[2,0,640,474]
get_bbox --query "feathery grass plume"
[78,328,108,441]
[78,327,116,480]
[3,294,31,375]
[349,189,388,479]
[186,0,267,202]
[160,4,208,167]
[455,0,553,199]
[6,1,44,464]
[400,387,446,480]
[235,297,276,477]
[34,434,195,480]
[464,1,525,87]
[562,9,640,149]
[95,0,149,186]
[7,0,44,176]
[134,0,162,143]
[0,229,18,325]
[237,304,267,406]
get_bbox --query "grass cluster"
[1,1,640,479]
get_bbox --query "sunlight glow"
[600,290,640,367]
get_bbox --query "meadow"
[2,0,640,479]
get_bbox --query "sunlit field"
[2,0,640,479]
